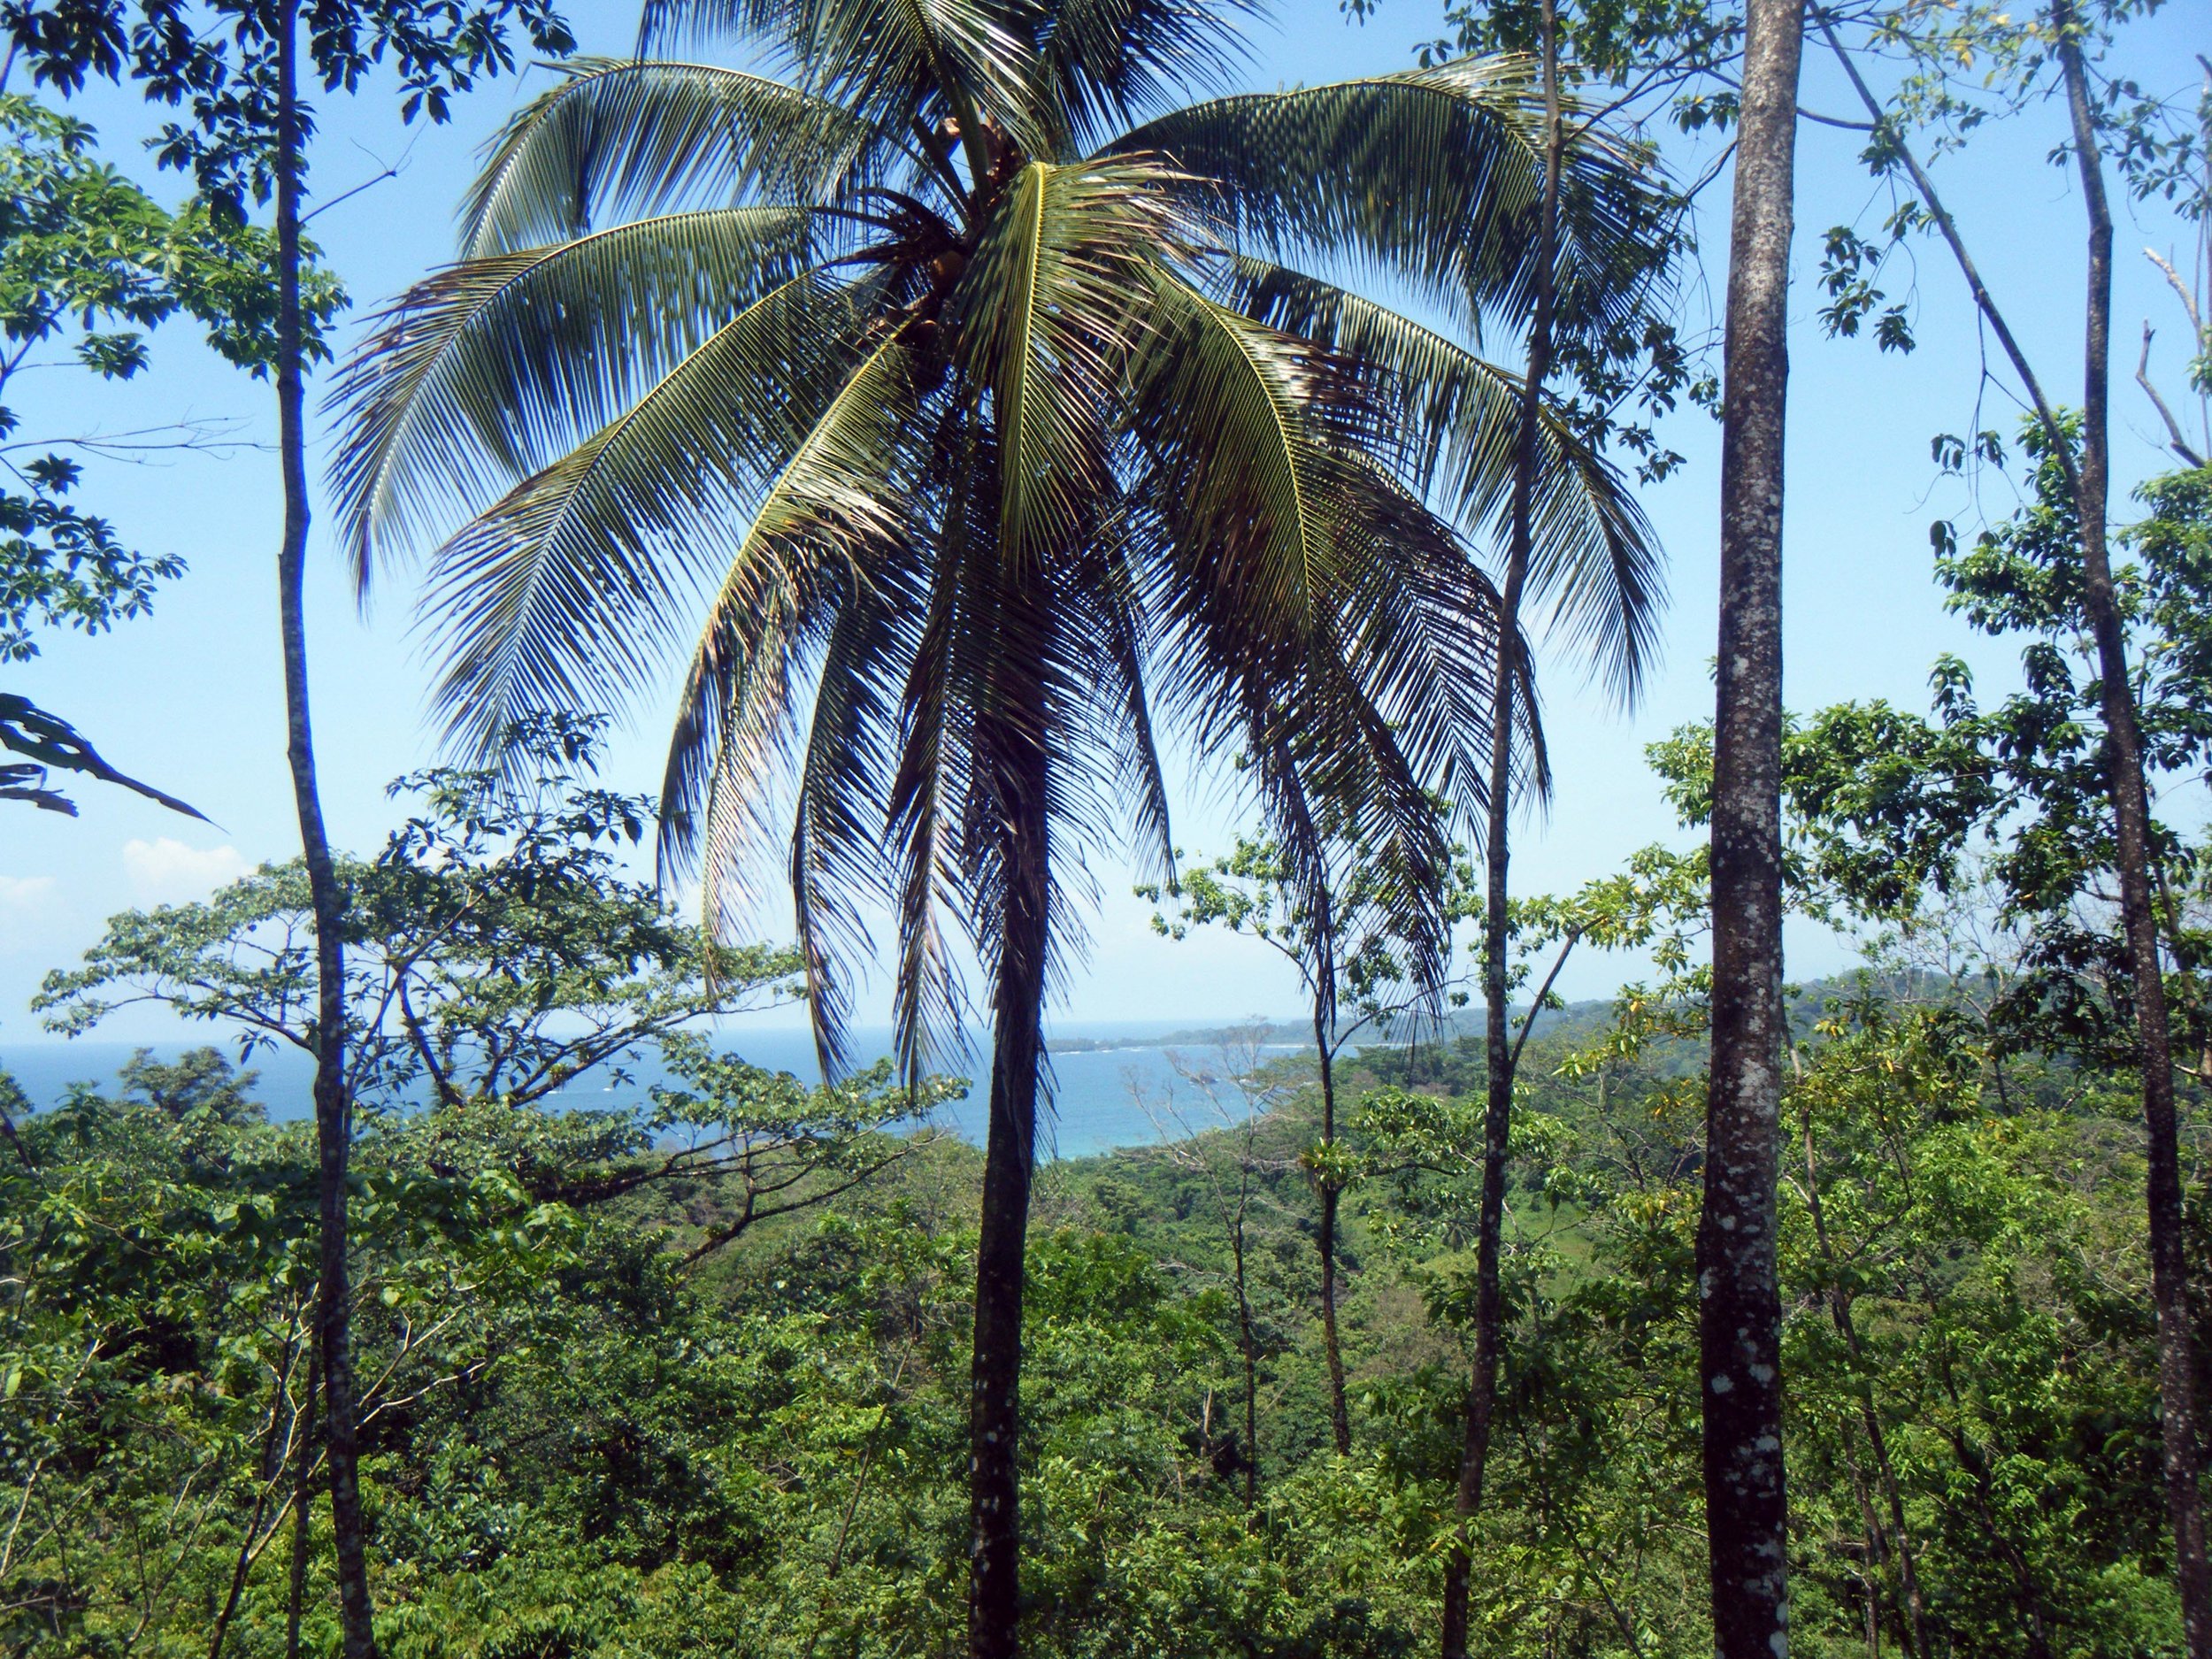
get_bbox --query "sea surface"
[1,1022,1311,1161]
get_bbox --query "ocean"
[0,1022,1312,1161]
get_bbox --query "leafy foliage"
[0,91,342,816]
[10,849,2198,1656]
[35,718,956,1209]
[329,0,1678,1073]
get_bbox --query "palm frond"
[1056,517,1174,885]
[1125,273,1520,997]
[330,206,823,591]
[1106,59,1663,339]
[1124,272,1346,650]
[1033,0,1252,150]
[419,273,894,754]
[884,480,978,1087]
[461,58,877,257]
[657,327,933,1073]
[691,580,823,943]
[659,318,926,881]
[1221,255,1664,703]
[953,156,1180,573]
[1312,452,1528,824]
[784,574,921,1079]
[640,0,1042,159]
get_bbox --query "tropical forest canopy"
[1,0,2209,1656]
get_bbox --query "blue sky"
[1,0,2205,1048]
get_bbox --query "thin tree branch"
[2146,249,2204,338]
[1814,6,2078,495]
[2137,321,2207,466]
[1509,927,1582,1078]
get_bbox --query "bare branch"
[0,419,262,464]
[1814,7,2078,495]
[2145,249,2202,339]
[1509,927,1582,1078]
[2137,321,2207,467]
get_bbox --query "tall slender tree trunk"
[273,9,373,1656]
[2055,22,2212,1655]
[207,1328,306,1659]
[1440,11,1559,1655]
[968,708,1049,1659]
[1233,1222,1260,1507]
[1699,0,1802,1650]
[1817,28,2210,1632]
[1313,929,1351,1456]
[285,1342,319,1659]
[1838,1444,1884,1659]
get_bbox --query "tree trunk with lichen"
[1700,0,1801,1650]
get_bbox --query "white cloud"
[0,874,60,950]
[122,838,250,904]
[0,874,55,909]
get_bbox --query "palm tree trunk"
[1700,0,1802,1649]
[968,712,1049,1659]
[1313,952,1351,1456]
[273,7,373,1655]
[1441,9,1559,1654]
[2055,22,2212,1655]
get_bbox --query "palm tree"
[331,3,1663,1650]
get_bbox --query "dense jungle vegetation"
[5,710,2210,1658]
[2,0,2208,1650]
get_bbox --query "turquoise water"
[2,1023,1309,1161]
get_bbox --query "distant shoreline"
[1048,1021,1308,1054]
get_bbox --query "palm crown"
[330,0,1667,1079]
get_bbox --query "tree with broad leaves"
[3,1,574,1648]
[1142,825,1482,1460]
[328,1,1672,1648]
[1808,0,2212,1640]
[0,89,338,818]
[36,716,950,1261]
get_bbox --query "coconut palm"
[330,2,1665,1649]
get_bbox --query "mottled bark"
[2055,21,2212,1655]
[1441,10,1561,1653]
[273,5,373,1655]
[1700,0,1802,1652]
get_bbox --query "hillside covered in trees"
[3,0,2209,1652]
[6,710,2209,1656]
[7,949,2200,1659]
